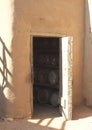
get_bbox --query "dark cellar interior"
[33,37,60,111]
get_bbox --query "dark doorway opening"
[33,37,61,117]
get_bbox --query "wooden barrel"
[48,70,59,85]
[37,88,51,104]
[50,91,59,107]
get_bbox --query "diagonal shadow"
[0,37,12,88]
[0,37,12,119]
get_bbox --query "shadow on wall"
[0,37,12,118]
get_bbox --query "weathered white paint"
[61,37,73,120]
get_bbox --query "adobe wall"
[0,0,15,117]
[83,0,92,106]
[0,0,84,118]
[0,0,31,118]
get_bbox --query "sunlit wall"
[0,0,15,116]
[0,0,84,118]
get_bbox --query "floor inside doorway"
[33,103,61,118]
[31,103,64,129]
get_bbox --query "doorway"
[33,37,60,117]
[31,36,73,120]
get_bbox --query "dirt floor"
[0,104,92,130]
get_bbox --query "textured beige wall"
[0,0,84,118]
[14,0,84,105]
[0,0,31,118]
[83,0,92,106]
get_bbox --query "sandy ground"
[0,104,92,130]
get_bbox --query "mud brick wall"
[0,0,84,118]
